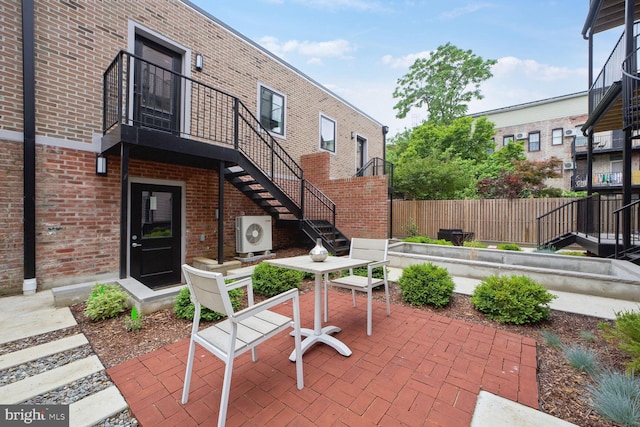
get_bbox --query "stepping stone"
[0,334,89,371]
[69,386,127,427]
[0,356,104,404]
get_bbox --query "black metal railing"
[622,45,640,132]
[354,157,394,190]
[303,180,336,240]
[613,198,640,257]
[590,31,626,112]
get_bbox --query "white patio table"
[265,255,371,361]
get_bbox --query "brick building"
[471,92,588,191]
[1,0,390,295]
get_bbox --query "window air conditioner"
[565,129,578,137]
[236,216,273,254]
[563,161,575,171]
[515,132,527,140]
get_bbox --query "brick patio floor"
[106,290,538,426]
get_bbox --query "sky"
[189,0,620,137]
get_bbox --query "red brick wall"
[302,152,389,239]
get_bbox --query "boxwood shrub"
[84,283,129,321]
[174,285,243,321]
[471,275,557,324]
[398,263,455,308]
[252,262,303,297]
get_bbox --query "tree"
[476,157,562,199]
[393,43,496,124]
[394,156,474,200]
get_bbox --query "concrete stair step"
[0,355,104,404]
[69,386,128,427]
[0,334,89,371]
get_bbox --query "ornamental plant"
[252,262,303,297]
[125,306,144,332]
[398,263,454,308]
[496,243,522,251]
[470,275,556,324]
[173,286,243,321]
[599,308,640,374]
[84,283,129,321]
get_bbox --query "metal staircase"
[103,50,352,254]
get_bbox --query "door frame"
[127,20,193,137]
[127,177,186,282]
[355,134,368,172]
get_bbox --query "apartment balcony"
[573,170,640,190]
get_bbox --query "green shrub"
[252,262,303,297]
[580,330,598,342]
[600,309,640,374]
[470,275,557,324]
[125,306,144,332]
[398,263,454,308]
[564,344,600,376]
[463,240,488,248]
[496,243,522,251]
[403,236,453,246]
[558,250,587,257]
[84,283,129,322]
[588,370,640,426]
[174,285,243,321]
[403,217,419,237]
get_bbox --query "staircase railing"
[103,50,304,210]
[302,180,336,241]
[613,198,640,258]
[622,45,640,131]
[354,157,394,191]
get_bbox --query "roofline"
[469,91,588,118]
[180,0,384,127]
[582,0,603,39]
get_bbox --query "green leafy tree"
[394,156,474,200]
[393,43,496,124]
[477,157,562,198]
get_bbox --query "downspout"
[22,0,37,294]
[382,125,392,239]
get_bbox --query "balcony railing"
[354,157,394,190]
[590,31,625,111]
[573,171,623,187]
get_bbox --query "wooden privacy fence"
[392,198,578,245]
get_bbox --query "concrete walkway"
[0,290,128,427]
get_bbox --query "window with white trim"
[259,85,285,136]
[552,128,563,145]
[528,131,540,152]
[503,135,514,146]
[320,115,336,153]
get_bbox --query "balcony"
[573,170,640,189]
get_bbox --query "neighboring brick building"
[1,0,390,295]
[471,92,589,191]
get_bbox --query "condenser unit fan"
[236,216,273,254]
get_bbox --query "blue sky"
[190,1,619,137]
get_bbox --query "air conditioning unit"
[236,216,272,254]
[565,129,578,137]
[563,161,575,171]
[515,132,527,140]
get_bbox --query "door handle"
[132,243,142,248]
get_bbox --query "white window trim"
[551,128,563,146]
[319,113,337,155]
[257,82,287,139]
[127,20,192,137]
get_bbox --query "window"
[320,115,336,153]
[528,131,540,152]
[503,135,514,146]
[552,128,563,145]
[259,85,285,136]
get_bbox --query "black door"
[134,37,182,132]
[357,136,367,171]
[130,183,182,288]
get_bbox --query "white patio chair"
[181,264,303,427]
[324,238,390,336]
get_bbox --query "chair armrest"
[225,277,254,306]
[367,259,389,269]
[233,288,299,322]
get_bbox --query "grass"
[564,344,600,376]
[588,370,640,426]
[540,329,563,349]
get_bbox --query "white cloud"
[381,51,431,69]
[439,3,495,20]
[293,0,387,12]
[258,36,356,60]
[492,56,587,82]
